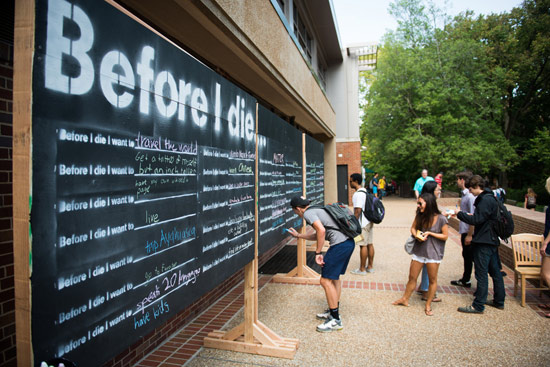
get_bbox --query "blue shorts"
[373,187,378,194]
[321,239,355,280]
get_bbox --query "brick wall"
[104,238,287,367]
[336,141,361,205]
[0,39,15,367]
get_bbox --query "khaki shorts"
[357,222,373,246]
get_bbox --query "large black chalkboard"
[30,0,255,365]
[305,135,325,205]
[257,106,303,255]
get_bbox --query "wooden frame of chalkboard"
[204,103,299,358]
[13,0,298,365]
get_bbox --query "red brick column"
[0,39,15,367]
[336,141,361,205]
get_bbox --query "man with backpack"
[454,175,506,314]
[288,196,356,332]
[349,173,375,275]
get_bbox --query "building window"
[293,4,312,63]
[317,53,327,90]
[276,0,285,14]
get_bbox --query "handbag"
[404,235,415,255]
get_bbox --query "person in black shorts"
[288,196,355,332]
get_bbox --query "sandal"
[538,304,550,310]
[425,308,434,316]
[422,296,442,302]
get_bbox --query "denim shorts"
[321,239,355,280]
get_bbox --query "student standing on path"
[392,193,448,316]
[349,173,374,275]
[450,171,475,288]
[454,175,505,314]
[379,175,387,199]
[414,169,434,199]
[372,173,380,198]
[417,181,442,302]
[288,196,355,332]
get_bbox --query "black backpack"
[491,196,514,243]
[359,189,385,224]
[307,203,362,241]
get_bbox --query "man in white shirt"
[349,173,374,275]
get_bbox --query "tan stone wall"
[213,0,336,135]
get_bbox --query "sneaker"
[350,268,368,275]
[316,309,330,320]
[457,305,483,314]
[316,317,343,332]
[485,300,504,310]
[450,279,471,288]
[366,268,374,273]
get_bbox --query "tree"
[450,0,550,188]
[361,0,517,184]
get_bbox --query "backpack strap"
[356,188,368,224]
[305,205,345,235]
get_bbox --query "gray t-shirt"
[303,207,349,246]
[412,214,448,261]
[459,188,475,234]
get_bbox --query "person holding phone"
[392,193,448,316]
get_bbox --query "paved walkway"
[135,197,550,367]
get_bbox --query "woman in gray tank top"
[392,193,448,316]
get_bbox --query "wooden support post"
[204,258,299,358]
[272,133,320,285]
[203,103,299,358]
[14,1,34,366]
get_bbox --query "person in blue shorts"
[288,196,355,332]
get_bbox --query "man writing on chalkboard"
[288,196,355,332]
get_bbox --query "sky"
[332,0,524,46]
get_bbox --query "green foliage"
[524,127,550,174]
[361,0,549,191]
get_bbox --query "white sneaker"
[350,268,368,275]
[316,309,330,320]
[316,317,343,332]
[366,268,374,273]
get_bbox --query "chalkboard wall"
[257,106,303,255]
[305,135,325,205]
[31,0,255,365]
